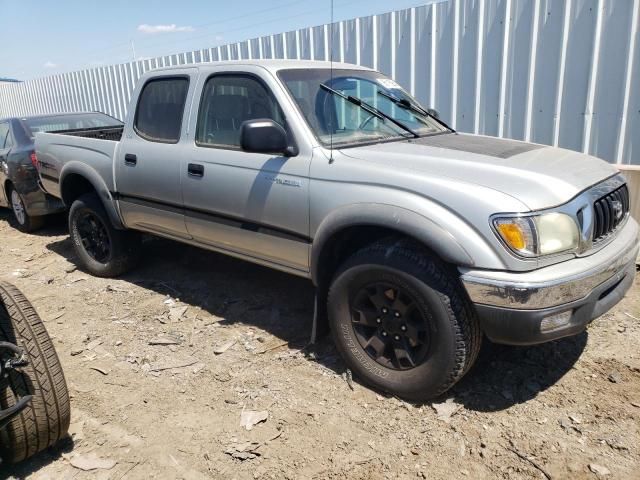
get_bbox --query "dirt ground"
[1,210,639,480]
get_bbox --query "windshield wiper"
[377,90,430,117]
[319,83,419,138]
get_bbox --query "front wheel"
[9,187,44,233]
[69,193,141,277]
[327,239,482,401]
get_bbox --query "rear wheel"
[327,239,481,401]
[69,193,141,277]
[9,187,44,233]
[0,282,70,464]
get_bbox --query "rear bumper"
[21,188,65,217]
[14,178,65,217]
[460,219,639,345]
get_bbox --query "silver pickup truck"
[35,60,639,401]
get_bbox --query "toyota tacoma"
[34,60,639,401]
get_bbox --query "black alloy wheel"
[351,282,430,370]
[68,193,141,277]
[76,211,111,263]
[327,238,482,401]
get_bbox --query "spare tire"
[0,282,70,464]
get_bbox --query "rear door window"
[134,77,189,143]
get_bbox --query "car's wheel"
[327,239,482,401]
[69,193,141,277]
[0,282,70,464]
[9,187,44,233]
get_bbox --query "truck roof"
[143,59,374,74]
[0,112,110,123]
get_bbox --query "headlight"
[494,213,579,257]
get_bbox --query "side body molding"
[310,203,475,285]
[59,161,125,229]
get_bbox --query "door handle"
[188,163,204,177]
[124,153,137,166]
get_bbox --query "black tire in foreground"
[0,282,70,463]
[328,239,482,402]
[69,193,141,278]
[8,186,44,234]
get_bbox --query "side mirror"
[240,119,296,156]
[427,108,440,119]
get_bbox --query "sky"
[0,0,436,80]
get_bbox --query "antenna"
[130,40,137,61]
[329,0,334,163]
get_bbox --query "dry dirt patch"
[1,211,639,479]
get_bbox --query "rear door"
[0,121,11,207]
[115,69,197,239]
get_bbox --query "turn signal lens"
[497,223,526,250]
[494,217,536,256]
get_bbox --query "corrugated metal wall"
[1,0,638,164]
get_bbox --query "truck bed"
[35,129,120,199]
[49,125,124,142]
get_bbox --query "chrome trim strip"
[462,219,639,310]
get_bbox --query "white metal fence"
[1,0,638,164]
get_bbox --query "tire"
[8,186,44,233]
[0,282,70,463]
[69,193,141,278]
[327,239,482,401]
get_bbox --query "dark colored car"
[0,112,123,232]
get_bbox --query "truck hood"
[340,133,619,211]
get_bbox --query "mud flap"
[310,290,330,344]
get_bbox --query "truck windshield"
[278,68,449,148]
[22,113,123,139]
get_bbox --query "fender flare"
[59,161,125,229]
[310,203,476,285]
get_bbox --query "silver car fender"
[59,161,125,229]
[310,202,505,285]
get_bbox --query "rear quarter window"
[134,77,189,144]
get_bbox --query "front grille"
[592,184,629,242]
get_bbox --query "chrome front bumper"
[461,218,639,310]
[459,218,638,345]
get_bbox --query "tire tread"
[328,238,482,400]
[0,282,70,463]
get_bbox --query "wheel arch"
[59,162,124,229]
[310,204,476,289]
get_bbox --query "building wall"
[0,0,638,164]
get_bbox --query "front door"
[116,71,196,239]
[182,73,310,272]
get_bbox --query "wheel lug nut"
[394,335,400,341]
[394,312,400,318]
[400,325,407,331]
[381,331,387,337]
[381,307,388,314]
[376,317,381,324]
